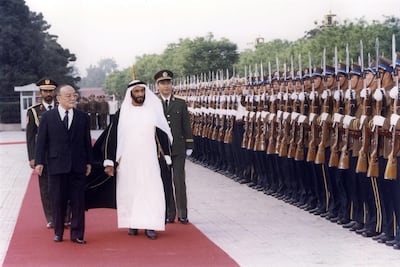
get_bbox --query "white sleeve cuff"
[103,159,114,167]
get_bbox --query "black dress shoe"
[53,235,63,242]
[355,227,367,235]
[165,218,175,224]
[337,219,350,225]
[329,216,340,223]
[393,243,400,250]
[178,217,189,224]
[128,228,138,236]
[319,211,329,218]
[385,239,399,246]
[372,232,386,241]
[362,231,378,238]
[144,230,157,240]
[377,235,394,244]
[71,238,87,244]
[311,209,323,216]
[342,221,356,229]
[46,222,54,229]
[350,222,364,232]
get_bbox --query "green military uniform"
[155,70,194,222]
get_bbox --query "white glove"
[360,88,370,99]
[390,86,398,99]
[186,149,193,156]
[164,155,172,165]
[373,88,384,101]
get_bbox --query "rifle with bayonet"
[267,62,277,154]
[295,54,307,161]
[356,40,372,173]
[279,63,291,157]
[246,92,257,150]
[328,47,344,168]
[338,44,356,170]
[224,94,235,144]
[306,52,320,162]
[274,58,285,154]
[241,70,251,149]
[315,48,332,164]
[384,34,399,179]
[288,56,299,159]
[217,96,226,143]
[367,38,382,178]
[255,64,267,151]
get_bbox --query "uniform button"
[167,115,170,118]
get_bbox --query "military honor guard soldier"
[155,70,194,224]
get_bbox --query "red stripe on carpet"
[0,141,26,145]
[3,173,239,267]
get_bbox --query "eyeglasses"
[61,93,78,99]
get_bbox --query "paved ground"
[1,130,399,267]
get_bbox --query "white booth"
[14,83,40,130]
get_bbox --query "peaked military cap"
[294,70,303,80]
[312,67,323,77]
[350,64,362,76]
[325,65,335,75]
[36,77,58,90]
[367,57,393,74]
[303,68,312,79]
[271,71,281,81]
[154,69,173,82]
[337,63,347,75]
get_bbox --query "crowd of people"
[76,94,119,130]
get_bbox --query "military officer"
[26,77,57,228]
[155,70,194,224]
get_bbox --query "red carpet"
[3,174,239,267]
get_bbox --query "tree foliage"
[0,0,79,98]
[103,33,239,97]
[79,58,118,87]
[235,16,400,76]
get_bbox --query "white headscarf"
[116,80,173,162]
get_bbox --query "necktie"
[48,105,52,110]
[165,99,169,107]
[63,110,69,129]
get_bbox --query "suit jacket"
[35,108,93,175]
[161,95,194,156]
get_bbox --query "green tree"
[0,0,78,123]
[133,33,238,83]
[79,58,118,87]
[102,68,132,98]
[0,0,79,97]
[236,16,400,75]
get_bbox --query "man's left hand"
[186,149,193,156]
[85,164,92,176]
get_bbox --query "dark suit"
[161,95,194,219]
[35,108,92,240]
[26,103,53,223]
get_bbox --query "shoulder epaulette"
[27,103,41,110]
